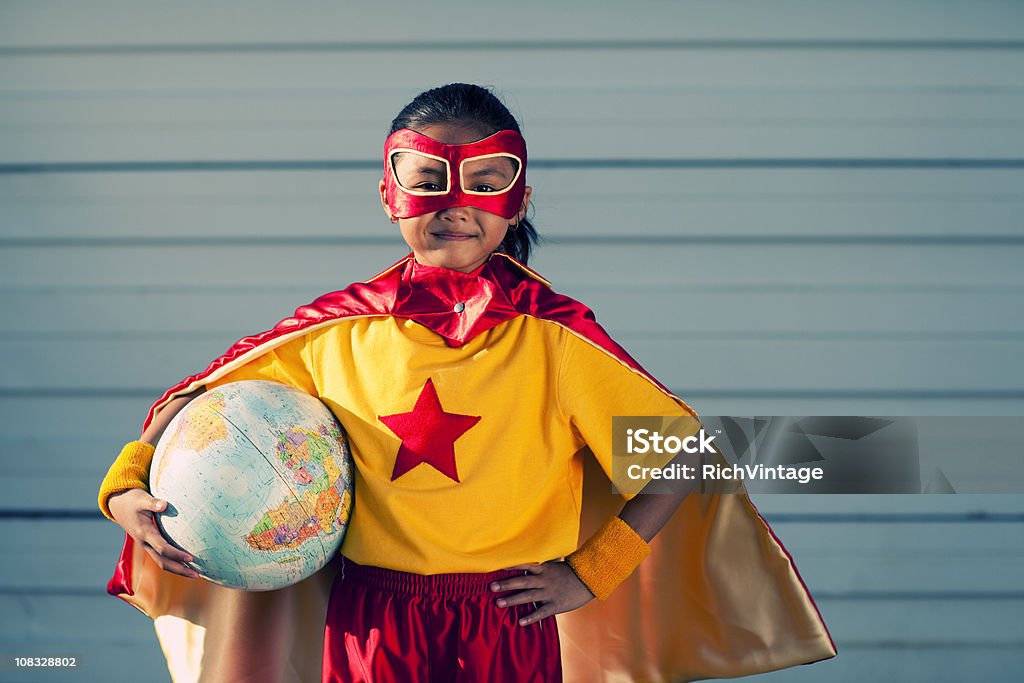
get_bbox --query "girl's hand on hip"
[490,560,594,625]
[108,488,199,579]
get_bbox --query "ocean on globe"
[150,379,354,591]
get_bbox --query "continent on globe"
[153,392,229,486]
[245,425,354,553]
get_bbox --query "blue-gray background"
[1,1,1022,681]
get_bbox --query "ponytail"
[496,216,539,265]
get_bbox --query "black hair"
[389,83,539,265]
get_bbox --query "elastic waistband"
[341,557,526,597]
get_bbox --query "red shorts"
[322,558,562,683]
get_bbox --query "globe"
[150,379,354,591]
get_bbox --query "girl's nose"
[439,205,472,221]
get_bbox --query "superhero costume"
[106,252,836,682]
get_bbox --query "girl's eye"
[414,182,442,192]
[472,184,497,193]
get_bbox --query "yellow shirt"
[206,314,695,574]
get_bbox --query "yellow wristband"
[97,441,156,521]
[566,515,651,601]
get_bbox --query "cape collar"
[138,251,682,446]
[392,255,521,347]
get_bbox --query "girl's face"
[379,122,532,274]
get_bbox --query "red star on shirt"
[378,378,481,482]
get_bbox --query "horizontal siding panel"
[1,474,109,511]
[587,289,1024,336]
[816,598,1024,644]
[628,337,1024,392]
[691,396,1024,415]
[0,593,159,644]
[2,520,1023,595]
[8,471,1024,515]
[3,1,1024,46]
[0,521,127,591]
[2,89,1021,136]
[4,288,1022,335]
[28,531,1024,598]
[2,394,1023,432]
[2,596,1022,682]
[1,337,1021,393]
[0,595,169,683]
[1,625,1021,683]
[2,85,1024,162]
[1,643,1020,683]
[2,244,1021,289]
[1,591,1020,647]
[71,492,1024,519]
[28,472,1024,517]
[3,168,1023,241]
[0,397,146,438]
[8,415,1024,513]
[5,423,1024,508]
[1,290,306,334]
[750,494,1024,516]
[19,49,1020,92]
[0,244,406,289]
[13,473,1024,515]
[754,646,1024,683]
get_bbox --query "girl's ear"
[519,186,533,221]
[379,179,395,221]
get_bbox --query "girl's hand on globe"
[108,488,200,579]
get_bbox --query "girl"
[100,83,835,682]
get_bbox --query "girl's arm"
[139,386,206,444]
[490,447,700,625]
[103,386,206,579]
[618,466,696,542]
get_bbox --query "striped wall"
[1,1,1023,680]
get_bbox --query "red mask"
[383,128,527,219]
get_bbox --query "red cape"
[108,253,835,682]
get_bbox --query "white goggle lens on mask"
[390,150,451,195]
[459,154,522,195]
[391,151,522,196]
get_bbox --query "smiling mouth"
[431,232,477,241]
